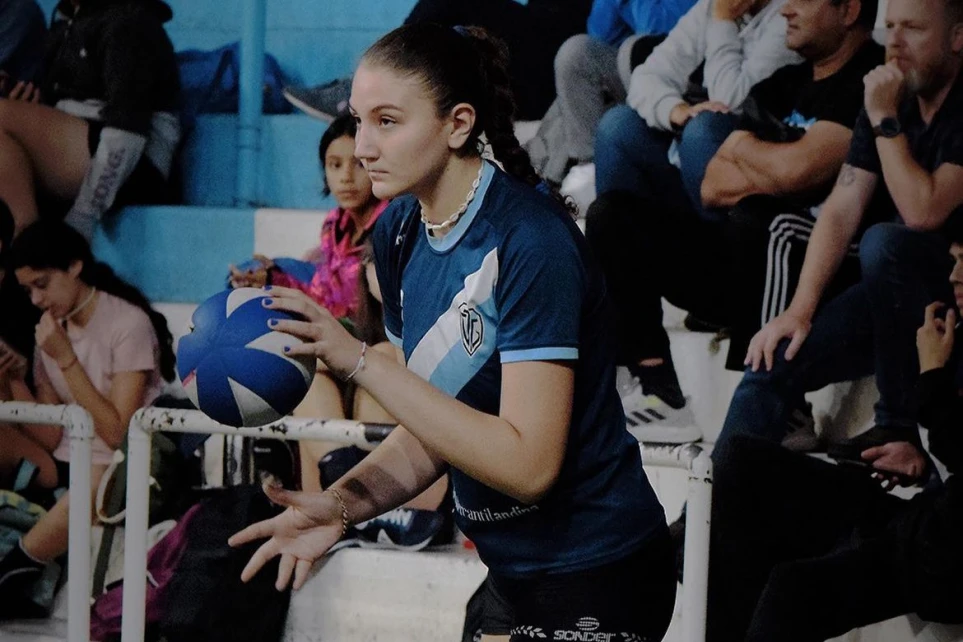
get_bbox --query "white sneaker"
[618,372,701,444]
[560,162,596,216]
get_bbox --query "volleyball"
[176,288,316,427]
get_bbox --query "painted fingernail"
[262,298,273,306]
[268,319,278,327]
[263,285,273,291]
[283,346,291,353]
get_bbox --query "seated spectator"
[0,0,181,249]
[0,220,174,608]
[717,0,963,464]
[0,0,46,89]
[706,224,963,640]
[283,0,593,122]
[229,115,389,317]
[526,0,697,191]
[704,0,883,447]
[599,0,801,216]
[585,0,800,442]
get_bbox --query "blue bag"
[177,41,292,126]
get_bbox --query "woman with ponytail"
[231,24,675,642]
[0,219,172,606]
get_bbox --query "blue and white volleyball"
[176,288,316,427]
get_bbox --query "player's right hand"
[229,483,346,591]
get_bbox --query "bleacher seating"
[9,0,963,640]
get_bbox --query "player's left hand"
[260,286,360,377]
[864,62,904,126]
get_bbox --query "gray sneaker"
[283,78,352,122]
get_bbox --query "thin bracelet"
[344,341,367,382]
[58,355,79,372]
[327,488,350,538]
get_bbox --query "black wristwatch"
[872,117,902,139]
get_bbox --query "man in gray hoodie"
[584,0,799,444]
[595,0,800,215]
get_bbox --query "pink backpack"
[90,503,202,641]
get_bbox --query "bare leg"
[0,100,90,235]
[0,381,58,488]
[21,464,106,562]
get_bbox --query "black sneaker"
[826,425,918,464]
[282,78,352,122]
[683,313,728,334]
[333,508,445,553]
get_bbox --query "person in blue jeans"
[584,0,798,442]
[717,0,963,466]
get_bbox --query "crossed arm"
[701,121,854,209]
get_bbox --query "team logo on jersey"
[459,303,484,356]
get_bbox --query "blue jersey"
[372,162,665,577]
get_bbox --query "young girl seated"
[229,113,387,318]
[0,220,174,608]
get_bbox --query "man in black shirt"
[584,0,880,443]
[707,220,963,641]
[719,0,963,463]
[700,0,885,375]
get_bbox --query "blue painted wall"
[91,207,256,303]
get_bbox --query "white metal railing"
[641,442,713,642]
[0,402,94,642]
[120,408,712,642]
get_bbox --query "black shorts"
[85,120,172,209]
[472,528,676,642]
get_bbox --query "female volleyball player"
[231,23,675,641]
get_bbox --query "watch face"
[879,117,901,137]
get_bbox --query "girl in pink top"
[0,220,174,604]
[230,113,388,320]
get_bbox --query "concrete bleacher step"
[283,546,487,642]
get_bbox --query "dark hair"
[830,0,878,30]
[351,243,387,347]
[318,113,359,196]
[8,220,176,382]
[946,213,963,246]
[361,23,574,214]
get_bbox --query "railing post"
[0,402,93,642]
[681,450,712,642]
[65,405,94,642]
[119,410,152,642]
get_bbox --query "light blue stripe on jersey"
[407,247,499,394]
[502,347,579,363]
